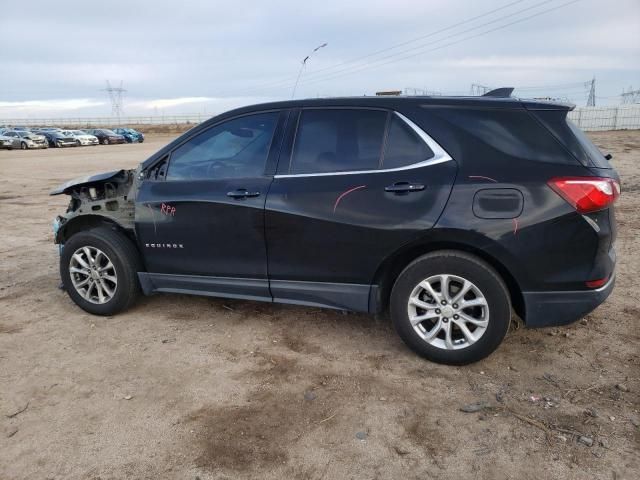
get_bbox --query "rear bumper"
[522,272,615,327]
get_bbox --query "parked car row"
[0,126,144,150]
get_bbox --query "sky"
[0,0,638,119]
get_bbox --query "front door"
[135,110,284,299]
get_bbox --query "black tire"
[60,227,142,315]
[390,250,511,365]
[20,142,27,150]
[102,137,109,145]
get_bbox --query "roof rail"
[483,87,514,98]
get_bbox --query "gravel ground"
[0,131,638,480]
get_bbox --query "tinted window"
[290,109,387,174]
[383,114,433,168]
[167,112,278,181]
[566,119,610,168]
[430,108,578,165]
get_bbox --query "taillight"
[548,177,620,214]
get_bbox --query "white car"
[64,130,99,146]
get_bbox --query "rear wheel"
[102,137,109,145]
[390,250,511,365]
[60,227,142,315]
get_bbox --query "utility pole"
[102,80,126,124]
[291,43,328,99]
[586,77,596,107]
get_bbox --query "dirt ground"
[1,131,638,480]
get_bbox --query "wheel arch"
[56,214,136,246]
[371,230,526,322]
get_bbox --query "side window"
[290,109,387,174]
[382,114,434,169]
[166,112,278,181]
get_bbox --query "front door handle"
[227,189,261,199]
[385,182,425,194]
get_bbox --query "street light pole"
[291,43,327,99]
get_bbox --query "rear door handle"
[227,189,261,199]
[385,182,425,194]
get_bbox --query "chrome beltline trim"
[274,111,453,179]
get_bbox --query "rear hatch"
[525,101,619,283]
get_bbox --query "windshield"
[72,130,85,135]
[102,130,116,135]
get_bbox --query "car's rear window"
[565,119,611,168]
[530,110,610,168]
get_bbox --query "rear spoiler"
[481,87,575,111]
[483,87,514,98]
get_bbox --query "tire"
[20,142,27,150]
[390,250,511,365]
[102,138,109,145]
[60,227,142,315]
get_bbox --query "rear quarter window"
[426,108,580,166]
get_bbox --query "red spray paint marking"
[333,185,366,213]
[160,203,176,216]
[468,175,498,183]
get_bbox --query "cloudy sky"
[1,0,638,118]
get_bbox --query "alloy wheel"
[69,246,118,304]
[407,274,489,350]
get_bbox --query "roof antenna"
[292,43,328,99]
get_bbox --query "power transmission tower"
[586,77,596,107]
[403,87,442,96]
[102,80,126,123]
[621,86,640,104]
[470,83,491,96]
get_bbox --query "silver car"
[2,130,49,149]
[0,133,14,150]
[63,130,99,146]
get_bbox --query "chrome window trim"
[274,110,453,179]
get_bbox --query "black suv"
[51,94,619,364]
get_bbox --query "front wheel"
[60,227,142,315]
[101,138,109,145]
[390,250,511,365]
[20,142,27,150]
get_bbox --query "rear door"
[135,110,286,299]
[265,107,457,311]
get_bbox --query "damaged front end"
[51,169,138,245]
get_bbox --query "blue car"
[113,128,144,143]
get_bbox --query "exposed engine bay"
[51,169,139,243]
